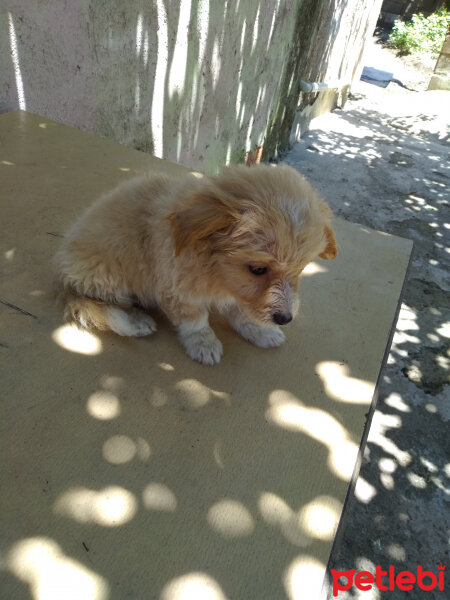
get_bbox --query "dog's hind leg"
[64,295,157,337]
[104,305,157,337]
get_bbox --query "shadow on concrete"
[283,95,449,599]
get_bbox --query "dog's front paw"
[235,322,286,348]
[180,328,223,365]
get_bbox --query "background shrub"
[390,9,450,54]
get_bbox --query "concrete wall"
[2,1,381,171]
[1,1,299,172]
[264,0,384,157]
[428,26,450,90]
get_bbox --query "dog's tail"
[58,287,113,332]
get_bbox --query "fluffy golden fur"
[54,164,337,365]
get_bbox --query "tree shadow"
[282,95,449,598]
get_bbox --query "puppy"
[54,164,337,365]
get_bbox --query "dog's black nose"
[272,312,292,325]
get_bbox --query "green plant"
[390,9,450,54]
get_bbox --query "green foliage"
[390,9,450,54]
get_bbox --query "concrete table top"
[0,111,412,600]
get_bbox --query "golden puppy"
[54,164,337,365]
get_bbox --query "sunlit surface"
[387,543,406,561]
[8,13,26,110]
[207,499,254,538]
[436,320,450,338]
[143,29,149,67]
[258,491,341,546]
[196,0,209,66]
[384,392,411,413]
[87,390,121,420]
[284,555,326,600]
[258,492,292,527]
[396,304,419,331]
[251,5,260,52]
[101,434,150,463]
[6,537,109,600]
[54,486,137,526]
[168,0,190,98]
[235,81,242,117]
[266,390,358,480]
[175,379,211,408]
[174,379,229,408]
[152,0,168,157]
[258,492,309,547]
[4,248,15,260]
[407,472,427,489]
[369,411,411,467]
[160,572,229,600]
[213,441,225,469]
[100,374,124,390]
[211,39,221,91]
[136,437,152,461]
[380,472,395,490]
[158,361,175,371]
[354,476,377,504]
[52,324,102,355]
[316,361,374,404]
[266,6,278,50]
[297,496,341,541]
[420,456,438,473]
[328,438,360,480]
[302,261,328,276]
[135,13,143,55]
[378,457,397,474]
[103,435,137,464]
[142,482,177,511]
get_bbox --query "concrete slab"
[282,56,449,598]
[0,111,412,600]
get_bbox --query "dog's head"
[168,164,337,326]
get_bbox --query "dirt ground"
[282,32,450,599]
[370,26,437,90]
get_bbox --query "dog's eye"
[248,265,267,276]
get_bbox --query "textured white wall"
[1,1,382,171]
[1,1,299,172]
[288,0,384,144]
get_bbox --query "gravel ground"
[282,35,450,600]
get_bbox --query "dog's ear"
[167,199,239,256]
[319,225,338,260]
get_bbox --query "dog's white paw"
[234,321,286,348]
[107,307,157,337]
[180,328,223,365]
